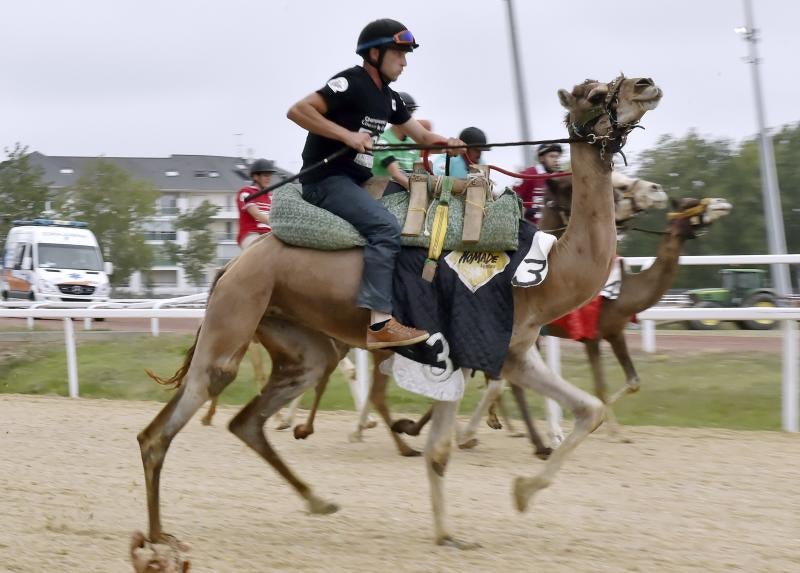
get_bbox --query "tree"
[162,201,220,287]
[57,159,159,286]
[0,144,50,239]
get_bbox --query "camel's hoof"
[549,432,565,448]
[512,477,530,513]
[390,418,418,435]
[365,419,378,429]
[436,536,482,550]
[400,448,422,458]
[200,417,213,427]
[486,419,503,430]
[534,447,553,460]
[130,531,190,573]
[626,382,641,394]
[348,431,363,443]
[509,432,526,438]
[307,497,339,515]
[274,422,291,431]
[293,425,313,440]
[458,437,479,450]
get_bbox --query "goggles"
[357,30,418,52]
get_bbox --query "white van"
[1,219,113,303]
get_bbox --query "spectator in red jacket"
[513,143,564,224]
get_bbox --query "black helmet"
[397,92,418,113]
[459,126,488,149]
[249,158,276,177]
[537,143,563,157]
[356,19,419,56]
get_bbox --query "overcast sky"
[3,0,798,185]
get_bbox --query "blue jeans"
[302,175,401,314]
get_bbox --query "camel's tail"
[144,262,234,389]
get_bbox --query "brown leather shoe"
[366,318,430,349]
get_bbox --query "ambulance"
[1,219,113,302]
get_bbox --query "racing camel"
[134,75,662,567]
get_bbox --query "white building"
[28,152,290,295]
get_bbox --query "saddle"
[269,168,522,272]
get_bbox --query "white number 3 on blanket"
[423,333,453,380]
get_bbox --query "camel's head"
[559,75,662,149]
[611,171,668,222]
[540,172,667,233]
[130,531,190,573]
[668,197,733,238]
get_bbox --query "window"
[59,168,74,174]
[36,243,103,271]
[224,194,233,211]
[13,243,29,270]
[157,195,179,216]
[143,221,177,241]
[165,170,180,177]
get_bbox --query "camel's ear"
[670,197,681,210]
[558,89,575,109]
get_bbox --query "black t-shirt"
[299,66,411,184]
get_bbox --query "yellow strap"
[668,198,709,220]
[427,204,449,261]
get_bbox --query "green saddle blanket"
[269,182,522,252]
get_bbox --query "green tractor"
[686,268,779,330]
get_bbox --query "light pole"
[737,0,798,433]
[736,0,791,296]
[503,0,533,166]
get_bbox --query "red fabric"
[549,296,603,341]
[236,184,272,246]
[512,167,569,224]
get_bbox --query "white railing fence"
[1,253,798,432]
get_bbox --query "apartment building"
[28,152,290,295]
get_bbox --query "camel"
[538,188,733,439]
[379,171,669,456]
[134,74,662,565]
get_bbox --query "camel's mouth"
[632,85,663,109]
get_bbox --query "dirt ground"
[1,395,798,573]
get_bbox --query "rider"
[431,126,488,178]
[513,142,564,224]
[287,18,463,349]
[237,158,277,249]
[372,91,426,192]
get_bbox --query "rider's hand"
[445,137,466,157]
[345,131,374,153]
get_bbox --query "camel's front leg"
[505,345,604,513]
[363,356,421,456]
[274,395,302,431]
[606,331,641,398]
[509,383,552,459]
[585,339,625,441]
[426,399,480,549]
[457,378,504,449]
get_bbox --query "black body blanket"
[392,221,537,378]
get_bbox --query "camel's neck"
[616,226,686,314]
[526,142,616,322]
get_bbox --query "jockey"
[237,158,277,249]
[513,143,564,225]
[432,126,488,178]
[287,18,464,349]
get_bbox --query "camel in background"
[134,75,662,564]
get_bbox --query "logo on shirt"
[327,77,349,93]
[391,98,397,111]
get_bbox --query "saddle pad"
[269,183,521,252]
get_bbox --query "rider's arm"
[399,118,463,155]
[287,93,371,152]
[387,161,410,189]
[245,204,269,225]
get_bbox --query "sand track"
[1,395,798,572]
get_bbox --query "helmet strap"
[365,47,393,85]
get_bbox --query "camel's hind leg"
[606,331,641,398]
[427,397,480,549]
[457,378,504,449]
[356,350,420,456]
[505,345,604,513]
[201,338,268,426]
[585,339,625,441]
[509,383,552,459]
[228,318,340,515]
[137,329,252,542]
[275,395,302,431]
